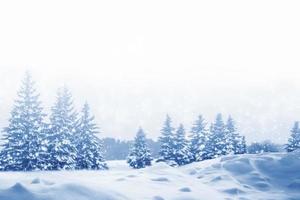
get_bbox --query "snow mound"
[0,183,37,200]
[179,187,191,192]
[186,151,300,199]
[0,153,299,199]
[31,178,41,184]
[152,196,165,200]
[151,177,170,182]
[53,184,126,200]
[147,161,173,170]
[0,183,127,200]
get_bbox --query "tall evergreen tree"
[127,127,152,169]
[225,116,247,155]
[158,115,175,163]
[0,72,47,171]
[173,124,190,166]
[189,115,208,162]
[206,113,226,158]
[286,121,300,152]
[75,103,107,170]
[225,116,236,154]
[47,87,78,170]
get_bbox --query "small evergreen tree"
[286,121,300,152]
[75,103,107,170]
[189,115,208,162]
[158,115,175,163]
[127,127,152,169]
[206,114,226,158]
[173,124,190,165]
[0,72,48,171]
[47,87,78,170]
[236,136,247,154]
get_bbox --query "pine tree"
[189,115,208,162]
[47,87,78,170]
[286,121,300,152]
[173,124,190,166]
[236,136,247,154]
[0,72,48,171]
[224,116,235,154]
[158,115,175,163]
[226,116,247,155]
[206,114,227,158]
[75,103,107,170]
[127,127,152,169]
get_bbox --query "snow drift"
[0,152,299,200]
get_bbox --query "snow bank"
[0,152,299,200]
[0,182,126,200]
[183,151,300,199]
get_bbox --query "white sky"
[0,0,300,143]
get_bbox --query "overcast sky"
[0,0,300,143]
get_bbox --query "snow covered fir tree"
[0,72,48,171]
[127,127,152,169]
[189,115,209,162]
[226,116,247,154]
[236,136,247,154]
[286,121,300,152]
[206,113,227,159]
[172,124,190,165]
[157,115,175,164]
[75,103,107,170]
[46,87,79,170]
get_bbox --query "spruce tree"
[158,115,175,163]
[0,72,48,171]
[75,103,107,170]
[127,127,152,169]
[236,136,247,154]
[224,116,235,154]
[189,115,208,162]
[206,113,226,158]
[173,124,190,166]
[286,121,300,152]
[47,87,78,170]
[226,116,247,155]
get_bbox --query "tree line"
[104,138,282,160]
[102,137,160,160]
[127,116,300,169]
[127,114,247,168]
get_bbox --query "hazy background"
[0,0,300,143]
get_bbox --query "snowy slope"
[0,152,299,200]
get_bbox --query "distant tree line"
[247,140,282,154]
[105,139,285,161]
[102,138,159,160]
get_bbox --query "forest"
[0,73,298,171]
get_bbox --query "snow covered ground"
[0,152,299,200]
